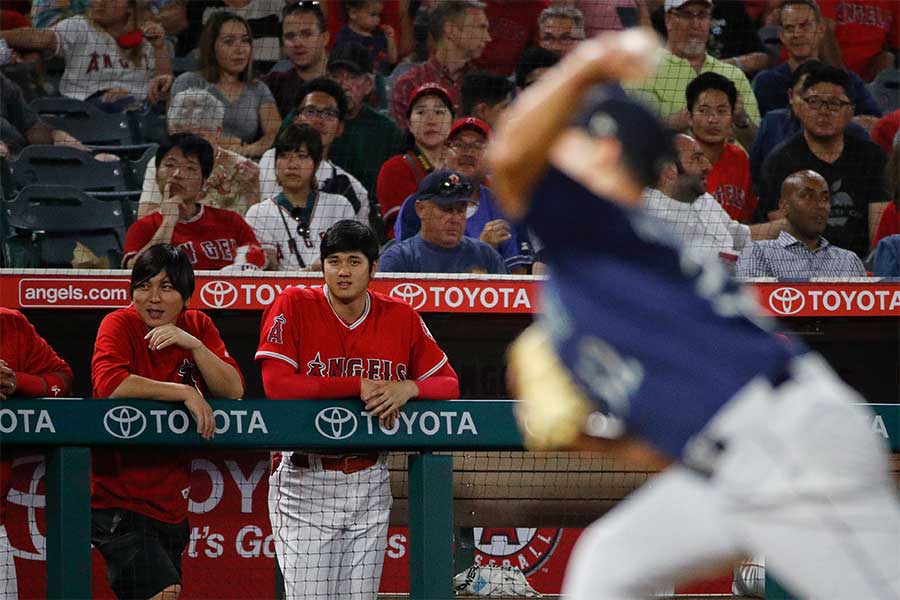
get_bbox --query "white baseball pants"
[562,354,900,600]
[269,455,392,600]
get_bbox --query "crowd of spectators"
[0,0,898,277]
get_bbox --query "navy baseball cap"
[414,169,476,209]
[327,42,373,75]
[574,86,675,188]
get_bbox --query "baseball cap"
[664,0,711,11]
[414,170,476,209]
[327,43,373,75]
[407,83,454,117]
[574,86,675,188]
[449,117,491,140]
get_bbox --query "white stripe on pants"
[269,456,391,600]
[562,354,900,599]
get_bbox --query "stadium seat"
[30,96,135,146]
[8,145,135,194]
[129,110,167,144]
[867,68,900,114]
[3,184,127,268]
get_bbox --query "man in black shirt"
[0,72,86,157]
[759,66,887,257]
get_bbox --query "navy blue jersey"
[526,167,800,459]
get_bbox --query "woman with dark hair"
[171,11,280,158]
[91,243,244,600]
[0,0,171,110]
[376,82,453,236]
[246,123,358,270]
[871,137,900,249]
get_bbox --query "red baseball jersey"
[123,204,266,270]
[91,306,243,523]
[0,308,73,524]
[818,0,900,80]
[706,143,758,224]
[256,287,449,385]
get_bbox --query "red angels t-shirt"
[0,308,72,524]
[706,143,758,224]
[91,306,244,523]
[817,0,900,80]
[256,287,449,386]
[123,204,265,270]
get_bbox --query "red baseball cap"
[449,117,491,140]
[406,82,454,117]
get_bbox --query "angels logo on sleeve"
[267,314,286,344]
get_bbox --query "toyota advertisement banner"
[1,272,898,317]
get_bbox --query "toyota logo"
[103,406,147,440]
[200,281,238,309]
[315,407,358,440]
[390,283,427,310]
[769,287,805,316]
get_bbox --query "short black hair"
[789,59,824,89]
[274,123,325,165]
[319,220,380,269]
[130,243,195,301]
[155,133,215,180]
[282,0,327,32]
[461,71,514,116]
[515,47,560,89]
[800,64,851,96]
[685,72,737,113]
[779,0,821,22]
[297,76,350,122]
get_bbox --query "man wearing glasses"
[626,0,760,149]
[538,5,586,56]
[264,1,330,118]
[378,169,507,274]
[758,65,888,258]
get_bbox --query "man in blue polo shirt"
[378,170,506,274]
[488,28,900,600]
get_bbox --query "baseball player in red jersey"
[91,244,244,600]
[123,133,265,271]
[257,220,459,600]
[0,308,72,600]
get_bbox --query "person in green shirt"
[326,43,405,200]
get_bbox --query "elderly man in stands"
[752,0,881,129]
[643,134,780,261]
[379,169,506,274]
[758,65,888,258]
[137,88,260,218]
[390,0,491,128]
[626,0,759,148]
[538,5,585,56]
[738,170,867,278]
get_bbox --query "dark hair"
[789,59,824,89]
[343,0,373,19]
[282,0,327,32]
[461,71,514,116]
[319,220,380,268]
[198,12,254,84]
[428,0,485,42]
[515,47,560,89]
[297,77,350,121]
[274,123,325,166]
[779,0,821,22]
[685,72,737,113]
[801,64,851,96]
[130,244,195,301]
[155,133,215,180]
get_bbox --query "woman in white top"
[1,0,171,108]
[245,124,356,270]
[137,88,261,217]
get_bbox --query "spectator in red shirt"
[687,72,758,223]
[818,0,900,82]
[872,137,899,247]
[390,0,490,128]
[871,108,900,154]
[475,0,548,75]
[91,243,244,600]
[378,83,454,235]
[124,133,266,271]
